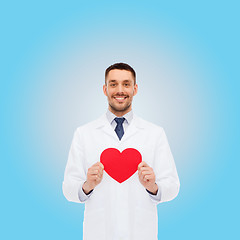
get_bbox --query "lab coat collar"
[106,109,133,125]
[94,111,145,142]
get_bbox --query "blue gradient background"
[1,1,239,239]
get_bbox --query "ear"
[133,84,138,96]
[103,84,107,96]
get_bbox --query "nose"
[116,84,124,93]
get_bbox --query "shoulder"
[75,114,105,133]
[135,115,170,146]
[134,114,164,135]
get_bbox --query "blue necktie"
[114,117,125,140]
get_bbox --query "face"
[103,69,138,117]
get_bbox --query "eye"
[124,83,130,86]
[110,83,116,87]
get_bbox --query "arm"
[82,162,104,194]
[138,128,180,204]
[62,128,89,203]
[138,162,162,202]
[62,128,104,203]
[152,128,180,204]
[138,162,159,194]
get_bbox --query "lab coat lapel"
[94,113,144,143]
[121,113,144,142]
[95,114,119,141]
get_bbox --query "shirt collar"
[106,109,133,125]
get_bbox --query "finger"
[139,170,153,182]
[90,165,102,170]
[138,167,152,173]
[138,168,153,176]
[89,169,102,176]
[90,166,104,173]
[138,171,144,181]
[99,162,104,169]
[89,169,98,175]
[92,174,102,180]
[91,162,100,167]
[144,174,155,180]
[96,175,103,184]
[142,174,148,182]
[95,162,104,169]
[91,168,103,177]
[138,161,148,169]
[92,162,104,169]
[138,174,144,181]
[138,169,149,175]
[88,174,98,181]
[139,166,151,170]
[141,170,153,175]
[96,172,104,180]
[98,170,103,178]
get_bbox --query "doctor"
[62,63,180,240]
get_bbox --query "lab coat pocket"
[133,206,158,240]
[83,208,105,240]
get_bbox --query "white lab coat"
[62,113,180,240]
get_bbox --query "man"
[62,63,180,240]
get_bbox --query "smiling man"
[62,63,180,240]
[103,66,138,117]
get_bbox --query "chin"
[110,103,131,113]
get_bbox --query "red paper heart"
[100,148,142,183]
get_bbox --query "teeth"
[114,97,126,99]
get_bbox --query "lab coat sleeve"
[151,128,180,204]
[146,185,161,202]
[62,128,90,203]
[78,184,93,201]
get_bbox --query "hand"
[82,162,104,194]
[138,161,158,195]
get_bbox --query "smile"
[114,96,127,102]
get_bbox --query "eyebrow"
[108,80,131,83]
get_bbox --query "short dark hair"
[105,63,136,85]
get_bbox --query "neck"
[108,107,132,117]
